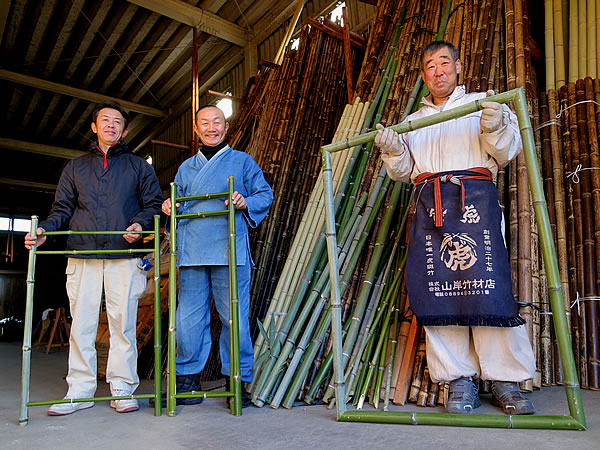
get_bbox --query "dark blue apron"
[406,168,524,327]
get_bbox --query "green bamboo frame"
[19,215,162,426]
[167,176,242,417]
[321,88,586,430]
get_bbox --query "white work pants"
[64,258,146,397]
[425,324,536,383]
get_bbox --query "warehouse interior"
[2,0,600,445]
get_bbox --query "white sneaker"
[48,398,94,416]
[110,389,139,413]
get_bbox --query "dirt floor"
[2,341,599,449]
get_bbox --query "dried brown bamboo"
[407,335,427,403]
[416,367,431,407]
[579,77,600,389]
[392,316,419,405]
[426,380,440,407]
[561,83,586,387]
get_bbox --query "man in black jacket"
[25,101,163,415]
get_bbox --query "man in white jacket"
[375,41,535,415]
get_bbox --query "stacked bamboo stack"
[539,0,600,391]
[248,0,447,409]
[543,0,598,91]
[226,22,363,343]
[537,79,600,390]
[248,0,596,412]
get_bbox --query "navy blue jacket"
[40,141,163,258]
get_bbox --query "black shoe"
[149,374,204,407]
[225,378,252,408]
[490,381,535,415]
[446,376,481,414]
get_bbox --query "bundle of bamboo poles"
[246,0,597,412]
[226,21,364,343]
[543,0,598,91]
[537,78,600,390]
[247,0,448,409]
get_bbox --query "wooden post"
[192,27,199,156]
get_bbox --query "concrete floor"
[2,341,600,449]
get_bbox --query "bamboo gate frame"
[167,176,243,416]
[19,215,163,426]
[321,88,587,430]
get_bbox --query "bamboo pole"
[545,0,556,90]
[566,83,588,388]
[578,78,600,389]
[553,0,566,88]
[578,0,587,79]
[588,0,597,78]
[273,0,307,66]
[548,89,571,332]
[597,0,600,76]
[568,0,578,82]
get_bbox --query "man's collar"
[421,85,465,108]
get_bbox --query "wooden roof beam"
[127,0,248,46]
[0,70,167,118]
[0,177,57,191]
[0,138,85,159]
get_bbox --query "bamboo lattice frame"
[321,88,587,430]
[19,216,163,426]
[167,176,243,416]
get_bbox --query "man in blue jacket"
[161,105,273,407]
[25,101,163,415]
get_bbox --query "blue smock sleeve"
[242,157,273,228]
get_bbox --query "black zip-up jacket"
[39,141,163,258]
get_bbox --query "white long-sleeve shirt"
[381,85,523,184]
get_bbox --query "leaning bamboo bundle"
[251,99,368,362]
[230,25,361,347]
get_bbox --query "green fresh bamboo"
[383,283,401,411]
[18,216,38,426]
[167,178,242,416]
[226,176,242,415]
[251,144,364,398]
[153,215,162,416]
[256,191,372,407]
[41,230,156,235]
[322,179,412,405]
[167,182,178,416]
[269,186,387,408]
[357,275,402,409]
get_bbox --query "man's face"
[91,108,128,147]
[421,46,461,105]
[194,107,229,147]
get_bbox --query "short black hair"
[92,100,129,129]
[195,104,226,124]
[420,41,460,69]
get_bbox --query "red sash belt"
[415,167,493,227]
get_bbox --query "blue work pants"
[175,263,253,382]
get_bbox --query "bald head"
[194,105,229,147]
